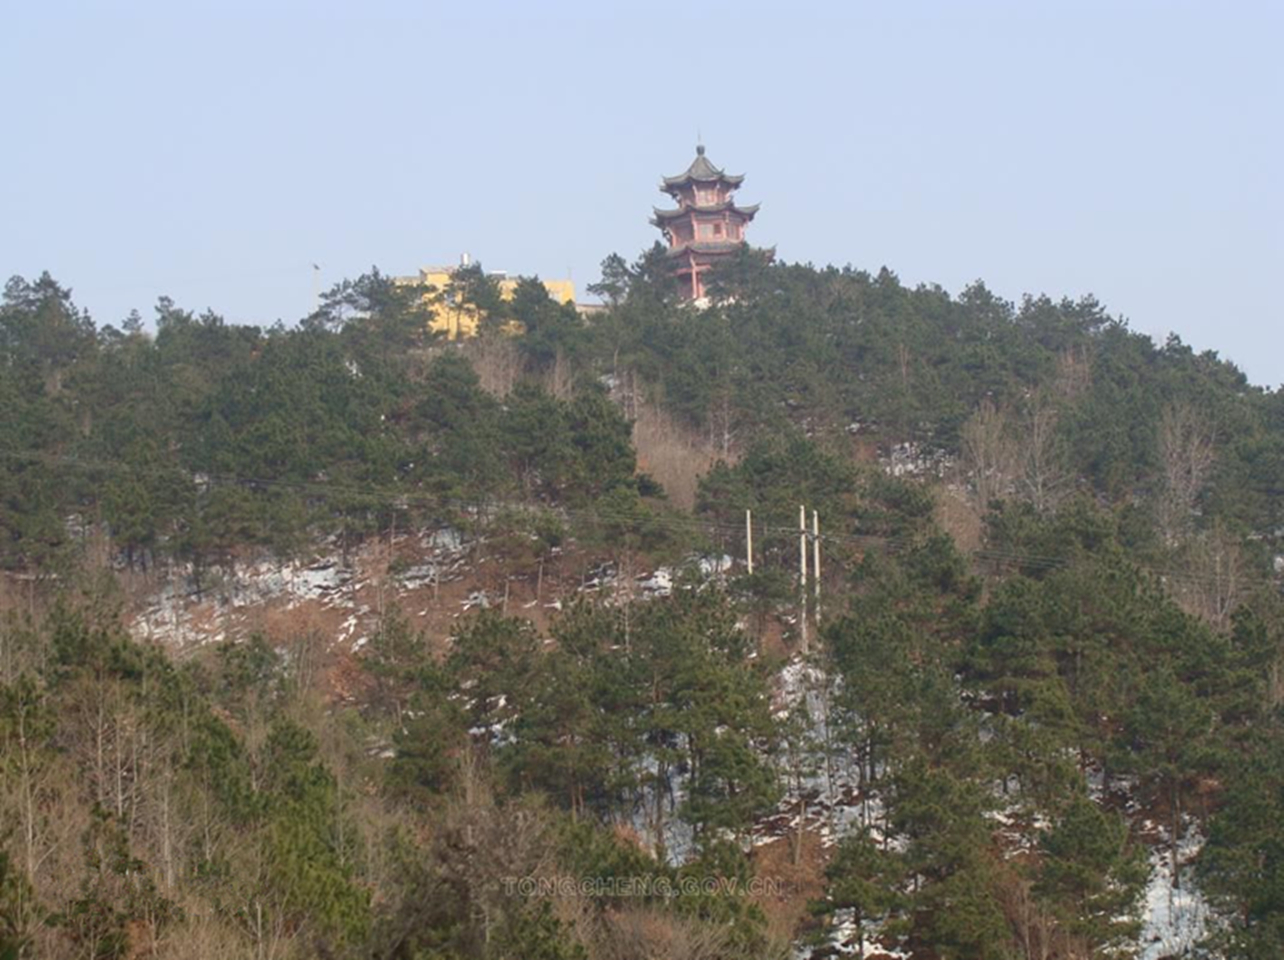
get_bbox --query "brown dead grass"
[631,401,729,512]
[751,830,830,951]
[935,483,984,556]
[0,574,37,620]
[462,334,522,397]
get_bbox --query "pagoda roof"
[666,240,746,258]
[651,202,760,224]
[661,145,745,188]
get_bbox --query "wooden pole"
[746,509,754,576]
[799,504,808,653]
[812,509,821,628]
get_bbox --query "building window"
[713,222,724,238]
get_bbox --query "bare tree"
[961,399,1016,509]
[1015,394,1070,514]
[465,334,522,398]
[1157,402,1215,545]
[546,347,574,400]
[1270,651,1284,715]
[0,679,56,881]
[631,400,725,513]
[616,366,639,421]
[707,384,738,460]
[0,611,46,686]
[995,872,1068,960]
[1053,344,1092,400]
[1170,525,1244,632]
[594,906,739,960]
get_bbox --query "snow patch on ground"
[1138,822,1209,960]
[792,906,912,960]
[636,568,673,596]
[880,442,954,479]
[761,657,891,858]
[772,661,1214,959]
[629,752,696,867]
[131,526,474,651]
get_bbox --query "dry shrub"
[152,905,248,960]
[1054,344,1092,400]
[592,905,738,960]
[112,562,164,610]
[544,348,575,400]
[631,401,729,512]
[1168,525,1244,632]
[0,575,28,618]
[462,334,523,398]
[750,831,829,954]
[935,484,984,556]
[960,399,1017,509]
[1156,401,1216,546]
[993,866,1092,960]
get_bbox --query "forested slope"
[0,252,1281,959]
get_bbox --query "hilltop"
[0,253,1281,960]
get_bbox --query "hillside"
[1,254,1282,960]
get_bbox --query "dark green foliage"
[509,276,585,366]
[0,249,1281,960]
[491,900,587,960]
[580,253,1280,558]
[1199,728,1284,958]
[812,829,902,950]
[386,674,465,805]
[4,256,1281,573]
[0,850,33,960]
[888,760,1007,957]
[0,269,655,572]
[430,590,781,847]
[1035,794,1146,949]
[446,262,506,333]
[53,809,181,960]
[258,720,370,946]
[413,353,504,503]
[699,433,856,530]
[499,381,637,505]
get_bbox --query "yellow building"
[397,255,575,339]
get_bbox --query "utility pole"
[745,509,754,575]
[799,504,808,653]
[812,509,821,629]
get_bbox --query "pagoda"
[652,145,761,301]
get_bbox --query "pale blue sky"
[3,1,1280,385]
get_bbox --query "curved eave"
[665,241,747,259]
[659,173,746,191]
[651,203,760,224]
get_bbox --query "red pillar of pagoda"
[652,145,761,301]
